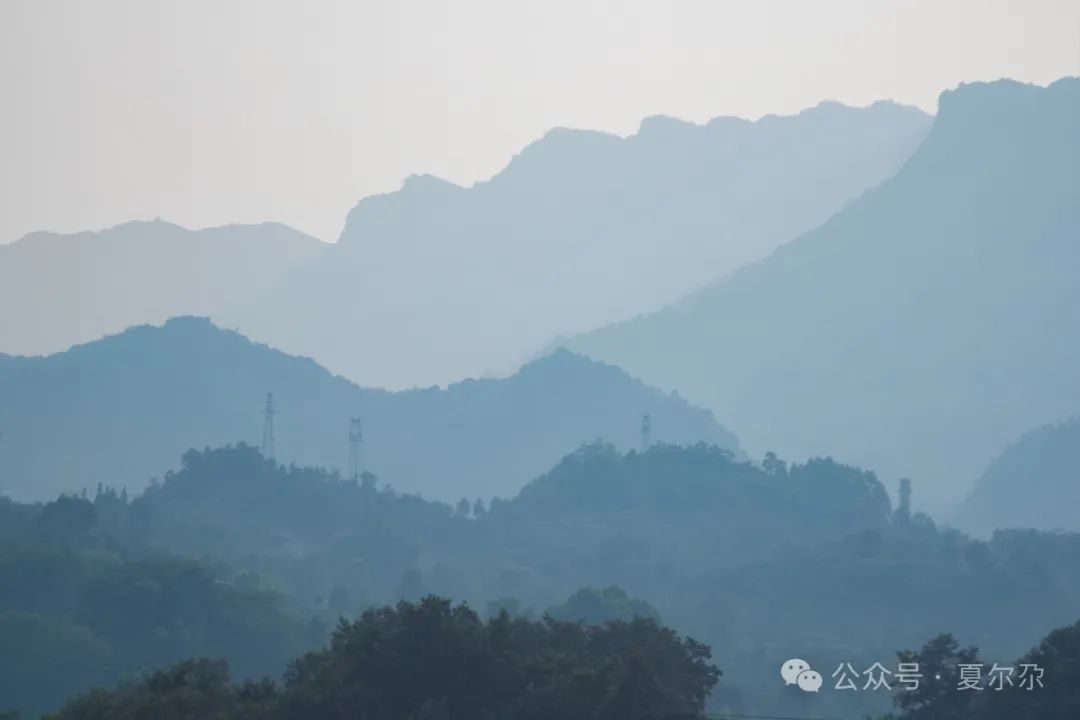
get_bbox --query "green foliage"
[48,597,721,720]
[892,634,981,720]
[36,497,98,543]
[10,443,1080,717]
[43,660,277,720]
[547,586,661,625]
[890,620,1080,720]
[976,619,1080,719]
[0,497,307,718]
[0,612,109,719]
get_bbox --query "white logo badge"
[781,658,821,692]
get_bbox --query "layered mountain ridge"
[0,316,739,502]
[220,100,931,388]
[566,77,1080,509]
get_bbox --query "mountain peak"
[935,77,1079,126]
[400,173,465,195]
[12,218,322,248]
[496,126,624,179]
[518,347,614,377]
[1,220,324,358]
[53,315,257,365]
[636,114,702,136]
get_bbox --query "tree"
[484,596,530,619]
[50,597,721,720]
[761,451,787,477]
[547,586,661,625]
[964,619,1080,720]
[46,659,277,720]
[37,496,98,543]
[891,634,980,720]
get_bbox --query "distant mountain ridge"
[565,77,1080,510]
[220,100,931,388]
[0,317,739,502]
[953,416,1080,536]
[0,219,325,356]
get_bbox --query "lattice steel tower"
[898,477,912,521]
[640,414,652,452]
[348,417,364,480]
[261,392,276,461]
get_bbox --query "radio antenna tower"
[261,392,276,461]
[348,417,363,480]
[640,414,652,453]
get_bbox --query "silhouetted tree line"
[42,596,720,720]
[879,619,1080,719]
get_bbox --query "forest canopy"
[5,443,1080,718]
[44,596,721,720]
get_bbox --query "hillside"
[220,101,931,388]
[0,219,325,356]
[0,317,738,502]
[566,78,1080,510]
[19,442,1080,719]
[953,417,1080,536]
[0,494,309,718]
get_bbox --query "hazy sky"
[2,0,1077,244]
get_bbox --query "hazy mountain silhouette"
[566,78,1080,510]
[220,102,931,388]
[0,317,738,502]
[0,219,325,356]
[953,417,1080,536]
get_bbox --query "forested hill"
[0,316,738,502]
[8,442,1080,718]
[107,443,896,608]
[0,493,312,718]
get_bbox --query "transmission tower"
[261,392,276,461]
[640,414,652,452]
[348,417,364,481]
[897,477,912,521]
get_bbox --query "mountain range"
[0,220,325,356]
[0,316,738,502]
[566,78,1080,510]
[218,101,931,388]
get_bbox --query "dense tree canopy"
[46,597,721,720]
[886,620,1080,720]
[6,443,1080,718]
[0,490,310,718]
[546,585,662,625]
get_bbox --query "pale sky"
[2,0,1077,244]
